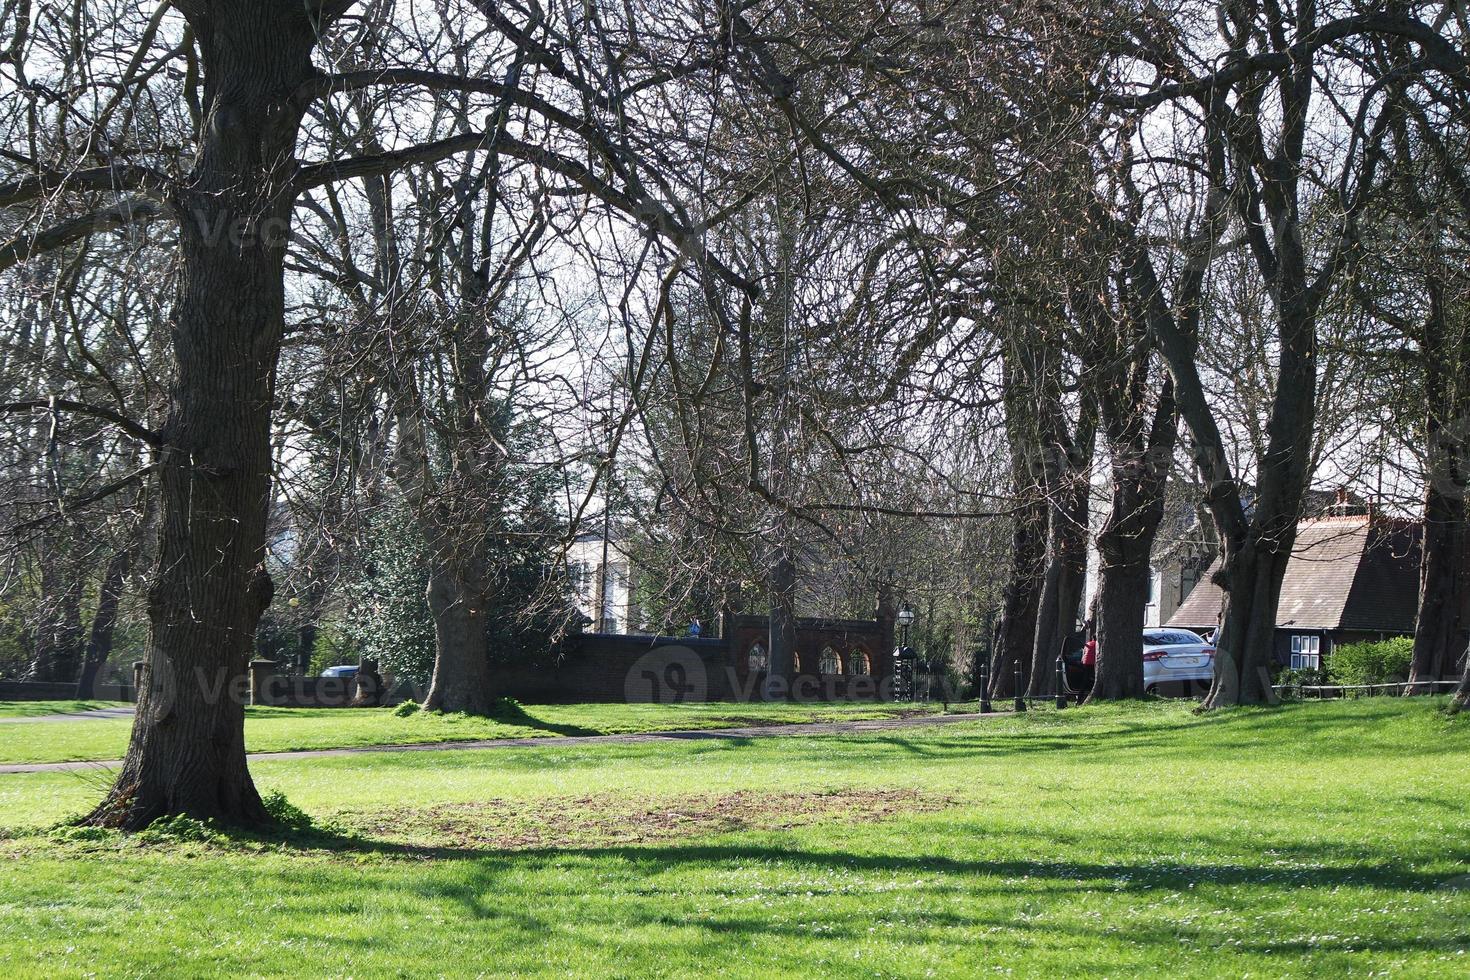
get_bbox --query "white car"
[1142,629,1215,694]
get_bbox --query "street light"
[894,602,917,702]
[896,602,915,646]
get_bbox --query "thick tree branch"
[0,398,163,448]
[1104,14,1466,109]
[0,198,167,273]
[0,163,171,208]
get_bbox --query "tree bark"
[422,565,497,714]
[1408,280,1470,693]
[991,496,1045,700]
[1089,407,1175,700]
[1028,427,1093,698]
[1130,219,1313,708]
[83,4,318,829]
[1408,476,1469,692]
[1090,560,1149,700]
[352,656,387,708]
[992,338,1047,701]
[75,546,131,700]
[1084,263,1178,702]
[764,545,798,701]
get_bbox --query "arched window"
[848,648,871,676]
[819,645,841,675]
[747,642,769,672]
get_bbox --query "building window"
[848,648,871,676]
[747,642,769,672]
[1179,565,1201,602]
[819,646,841,675]
[1290,635,1321,671]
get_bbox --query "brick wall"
[0,680,135,701]
[497,634,735,703]
[212,614,898,708]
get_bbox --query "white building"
[567,530,640,633]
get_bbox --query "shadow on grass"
[486,700,602,737]
[242,819,1470,901]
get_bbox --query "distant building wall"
[496,611,894,703]
[0,680,135,701]
[567,533,639,633]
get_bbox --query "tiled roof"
[1167,515,1422,632]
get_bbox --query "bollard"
[978,656,992,714]
[1014,663,1026,713]
[1055,654,1068,709]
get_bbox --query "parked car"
[1061,628,1216,697]
[1062,645,1094,694]
[319,664,358,680]
[1142,629,1215,695]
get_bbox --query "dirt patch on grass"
[343,788,950,851]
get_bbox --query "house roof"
[1167,515,1421,632]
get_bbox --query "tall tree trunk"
[1200,300,1316,708]
[296,620,319,676]
[1408,477,1469,692]
[1087,361,1177,702]
[84,5,318,829]
[75,546,132,700]
[764,544,798,700]
[1135,224,1315,708]
[1090,560,1149,700]
[422,559,497,714]
[992,338,1047,701]
[1029,430,1093,698]
[1408,281,1470,693]
[1088,406,1174,700]
[991,496,1045,700]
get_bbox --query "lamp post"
[894,602,916,702]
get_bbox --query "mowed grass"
[0,699,938,765]
[1,699,1467,977]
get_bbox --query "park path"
[0,710,998,774]
[0,706,136,725]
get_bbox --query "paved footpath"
[0,711,1000,775]
[0,706,136,725]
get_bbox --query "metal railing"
[1274,679,1462,698]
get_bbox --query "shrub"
[260,790,314,830]
[47,825,117,845]
[341,503,437,684]
[137,815,222,845]
[1329,637,1414,686]
[393,700,421,717]
[1273,666,1334,698]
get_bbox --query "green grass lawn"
[0,699,937,765]
[0,700,126,719]
[1,699,1467,977]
